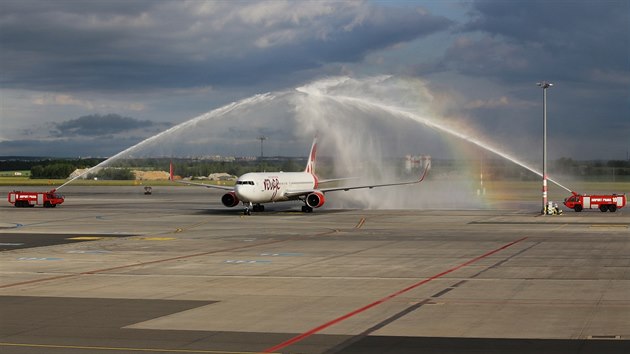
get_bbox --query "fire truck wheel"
[599,205,608,212]
[44,202,51,208]
[608,205,617,212]
[574,205,582,212]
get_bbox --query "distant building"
[69,168,90,179]
[208,173,236,181]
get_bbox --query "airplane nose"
[235,185,253,202]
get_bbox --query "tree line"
[1,157,628,180]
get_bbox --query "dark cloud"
[0,137,142,158]
[2,1,626,160]
[52,114,170,137]
[417,0,630,160]
[0,1,452,92]
[445,0,630,86]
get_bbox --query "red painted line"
[262,236,528,353]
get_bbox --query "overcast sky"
[0,0,628,160]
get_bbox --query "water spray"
[55,76,574,203]
[55,93,275,191]
[306,90,573,194]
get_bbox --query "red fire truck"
[563,192,626,212]
[7,189,64,208]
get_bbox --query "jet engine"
[221,192,240,207]
[306,191,326,208]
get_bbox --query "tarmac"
[1,185,629,354]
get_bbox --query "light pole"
[258,136,267,158]
[537,81,553,214]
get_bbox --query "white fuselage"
[234,172,317,204]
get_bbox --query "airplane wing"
[318,177,359,184]
[284,158,431,198]
[172,179,234,191]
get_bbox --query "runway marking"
[0,239,287,289]
[354,217,366,229]
[136,237,177,241]
[319,238,538,353]
[261,236,528,353]
[259,253,303,257]
[173,219,215,233]
[67,250,111,254]
[224,260,272,264]
[0,342,274,353]
[589,224,628,228]
[588,335,622,340]
[67,236,108,240]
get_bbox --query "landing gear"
[252,204,264,212]
[301,205,313,213]
[244,203,265,215]
[243,202,252,216]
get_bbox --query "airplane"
[171,137,430,214]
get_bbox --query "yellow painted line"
[67,236,107,240]
[136,237,177,241]
[354,217,366,229]
[0,342,277,354]
[175,219,214,233]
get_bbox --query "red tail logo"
[304,136,317,175]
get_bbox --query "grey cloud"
[0,137,142,157]
[447,0,630,86]
[415,0,630,160]
[52,114,171,137]
[0,1,452,92]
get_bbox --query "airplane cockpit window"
[236,181,255,185]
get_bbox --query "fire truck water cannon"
[7,189,65,208]
[563,192,626,213]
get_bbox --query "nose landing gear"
[243,203,265,215]
[243,202,252,216]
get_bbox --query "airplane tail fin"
[418,155,431,182]
[304,136,318,175]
